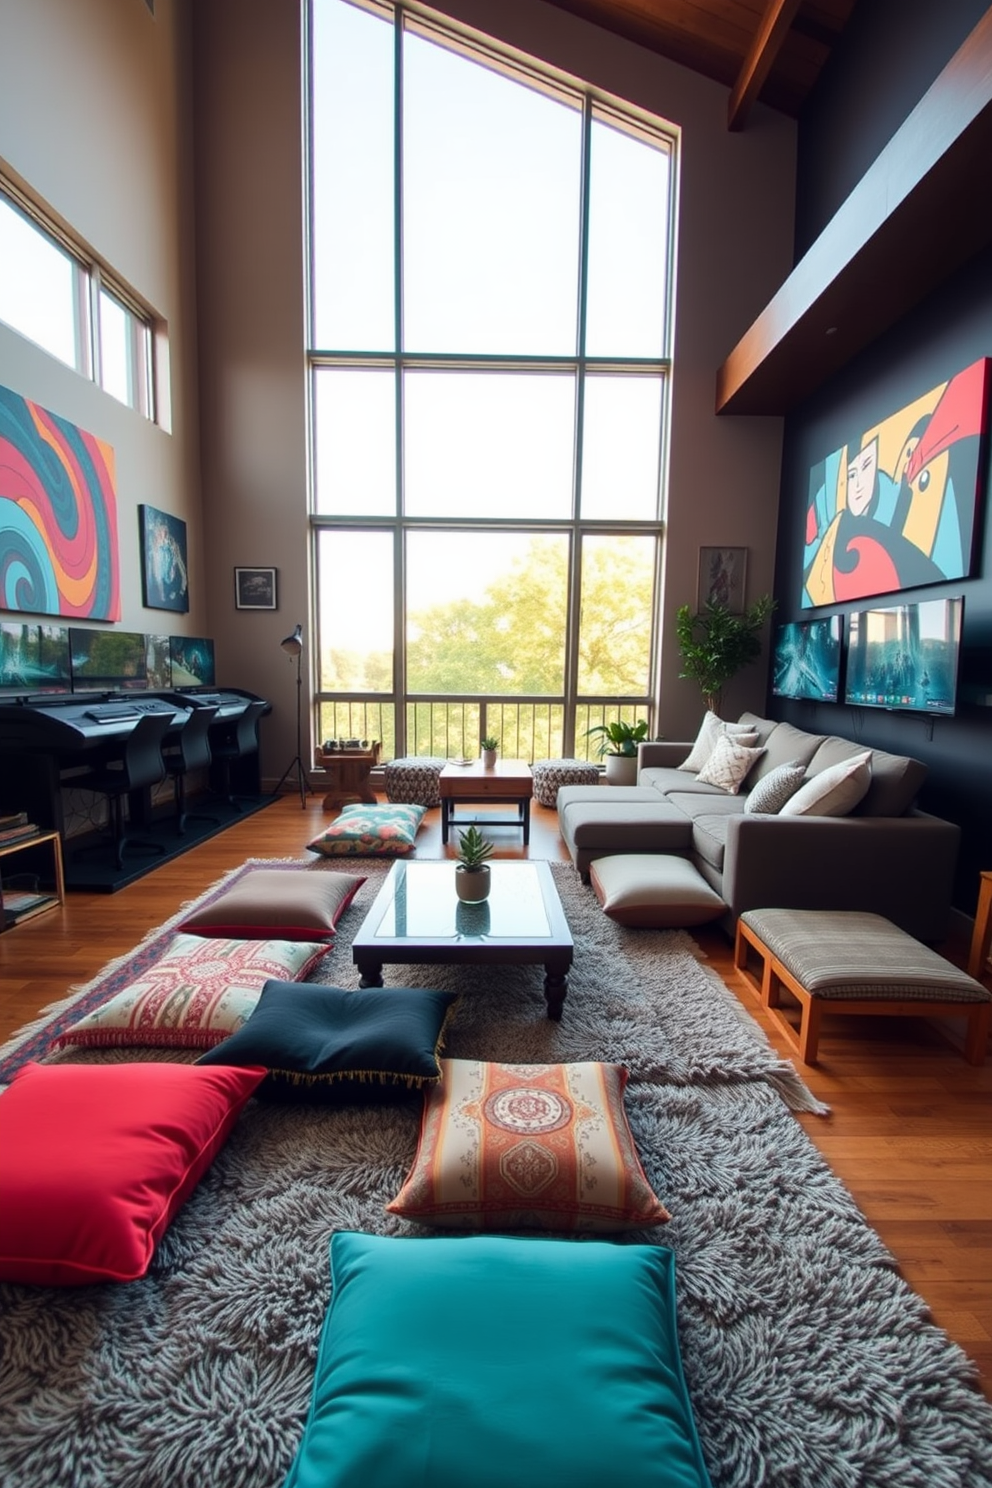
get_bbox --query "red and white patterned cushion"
[387,1059,669,1233]
[54,934,327,1051]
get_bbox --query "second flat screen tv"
[170,636,216,688]
[844,596,963,716]
[772,617,842,702]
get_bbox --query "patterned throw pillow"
[743,759,807,814]
[387,1059,670,1233]
[678,713,758,773]
[180,868,365,940]
[695,734,765,794]
[54,934,328,1051]
[307,803,426,858]
[0,1061,265,1286]
[197,980,460,1101]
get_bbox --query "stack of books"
[0,812,41,847]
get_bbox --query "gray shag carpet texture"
[1,857,990,1488]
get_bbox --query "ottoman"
[384,756,446,808]
[532,758,601,808]
[556,786,693,880]
[735,907,991,1065]
[590,854,726,928]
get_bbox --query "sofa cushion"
[807,735,926,817]
[780,752,873,818]
[677,712,758,773]
[590,853,726,927]
[640,767,737,798]
[695,735,765,794]
[741,718,822,785]
[689,814,732,871]
[744,760,808,815]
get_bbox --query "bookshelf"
[0,829,65,932]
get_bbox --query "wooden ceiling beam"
[717,6,992,413]
[727,0,804,131]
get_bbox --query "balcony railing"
[315,696,652,766]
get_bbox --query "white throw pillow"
[744,760,807,815]
[695,734,765,794]
[778,751,873,818]
[678,713,758,773]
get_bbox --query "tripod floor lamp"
[274,623,312,808]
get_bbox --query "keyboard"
[84,704,141,722]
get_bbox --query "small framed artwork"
[139,504,189,613]
[697,546,747,613]
[234,566,278,610]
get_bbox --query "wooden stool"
[734,907,991,1066]
[315,743,381,811]
[967,870,992,979]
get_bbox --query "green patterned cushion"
[306,803,426,857]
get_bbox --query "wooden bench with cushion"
[734,907,991,1065]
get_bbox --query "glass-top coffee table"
[351,860,574,1020]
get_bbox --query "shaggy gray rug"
[1,859,990,1488]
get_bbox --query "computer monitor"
[0,622,72,696]
[169,635,216,689]
[844,596,963,716]
[69,627,149,692]
[771,617,842,702]
[145,634,173,690]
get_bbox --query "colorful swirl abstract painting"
[0,383,120,620]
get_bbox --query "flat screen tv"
[844,596,963,716]
[145,634,173,691]
[69,628,149,692]
[0,622,72,696]
[170,635,216,689]
[772,617,842,702]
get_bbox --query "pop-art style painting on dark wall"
[0,383,120,620]
[802,357,989,607]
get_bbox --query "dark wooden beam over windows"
[717,8,992,414]
[728,0,803,132]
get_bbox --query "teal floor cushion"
[283,1231,712,1488]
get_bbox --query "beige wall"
[1,0,795,784]
[0,0,202,638]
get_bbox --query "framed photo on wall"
[139,504,189,613]
[698,546,747,613]
[234,566,278,610]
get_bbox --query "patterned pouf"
[384,756,447,808]
[532,758,602,809]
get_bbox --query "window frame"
[305,0,677,760]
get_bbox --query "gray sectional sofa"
[557,711,960,941]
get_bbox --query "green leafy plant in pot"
[585,718,649,786]
[481,734,499,769]
[675,595,776,713]
[455,825,494,902]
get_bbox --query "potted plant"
[455,825,494,901]
[675,595,776,713]
[481,734,499,769]
[585,718,649,786]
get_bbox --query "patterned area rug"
[1,858,991,1488]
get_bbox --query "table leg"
[441,799,450,845]
[543,967,568,1021]
[523,798,531,846]
[356,960,384,988]
[967,872,992,979]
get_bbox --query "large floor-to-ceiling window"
[307,0,676,762]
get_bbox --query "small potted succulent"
[455,825,494,902]
[481,734,499,769]
[585,718,650,786]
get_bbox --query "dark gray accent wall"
[774,1,992,919]
[795,0,990,255]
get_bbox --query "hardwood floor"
[2,792,989,1397]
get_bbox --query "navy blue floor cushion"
[197,979,459,1101]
